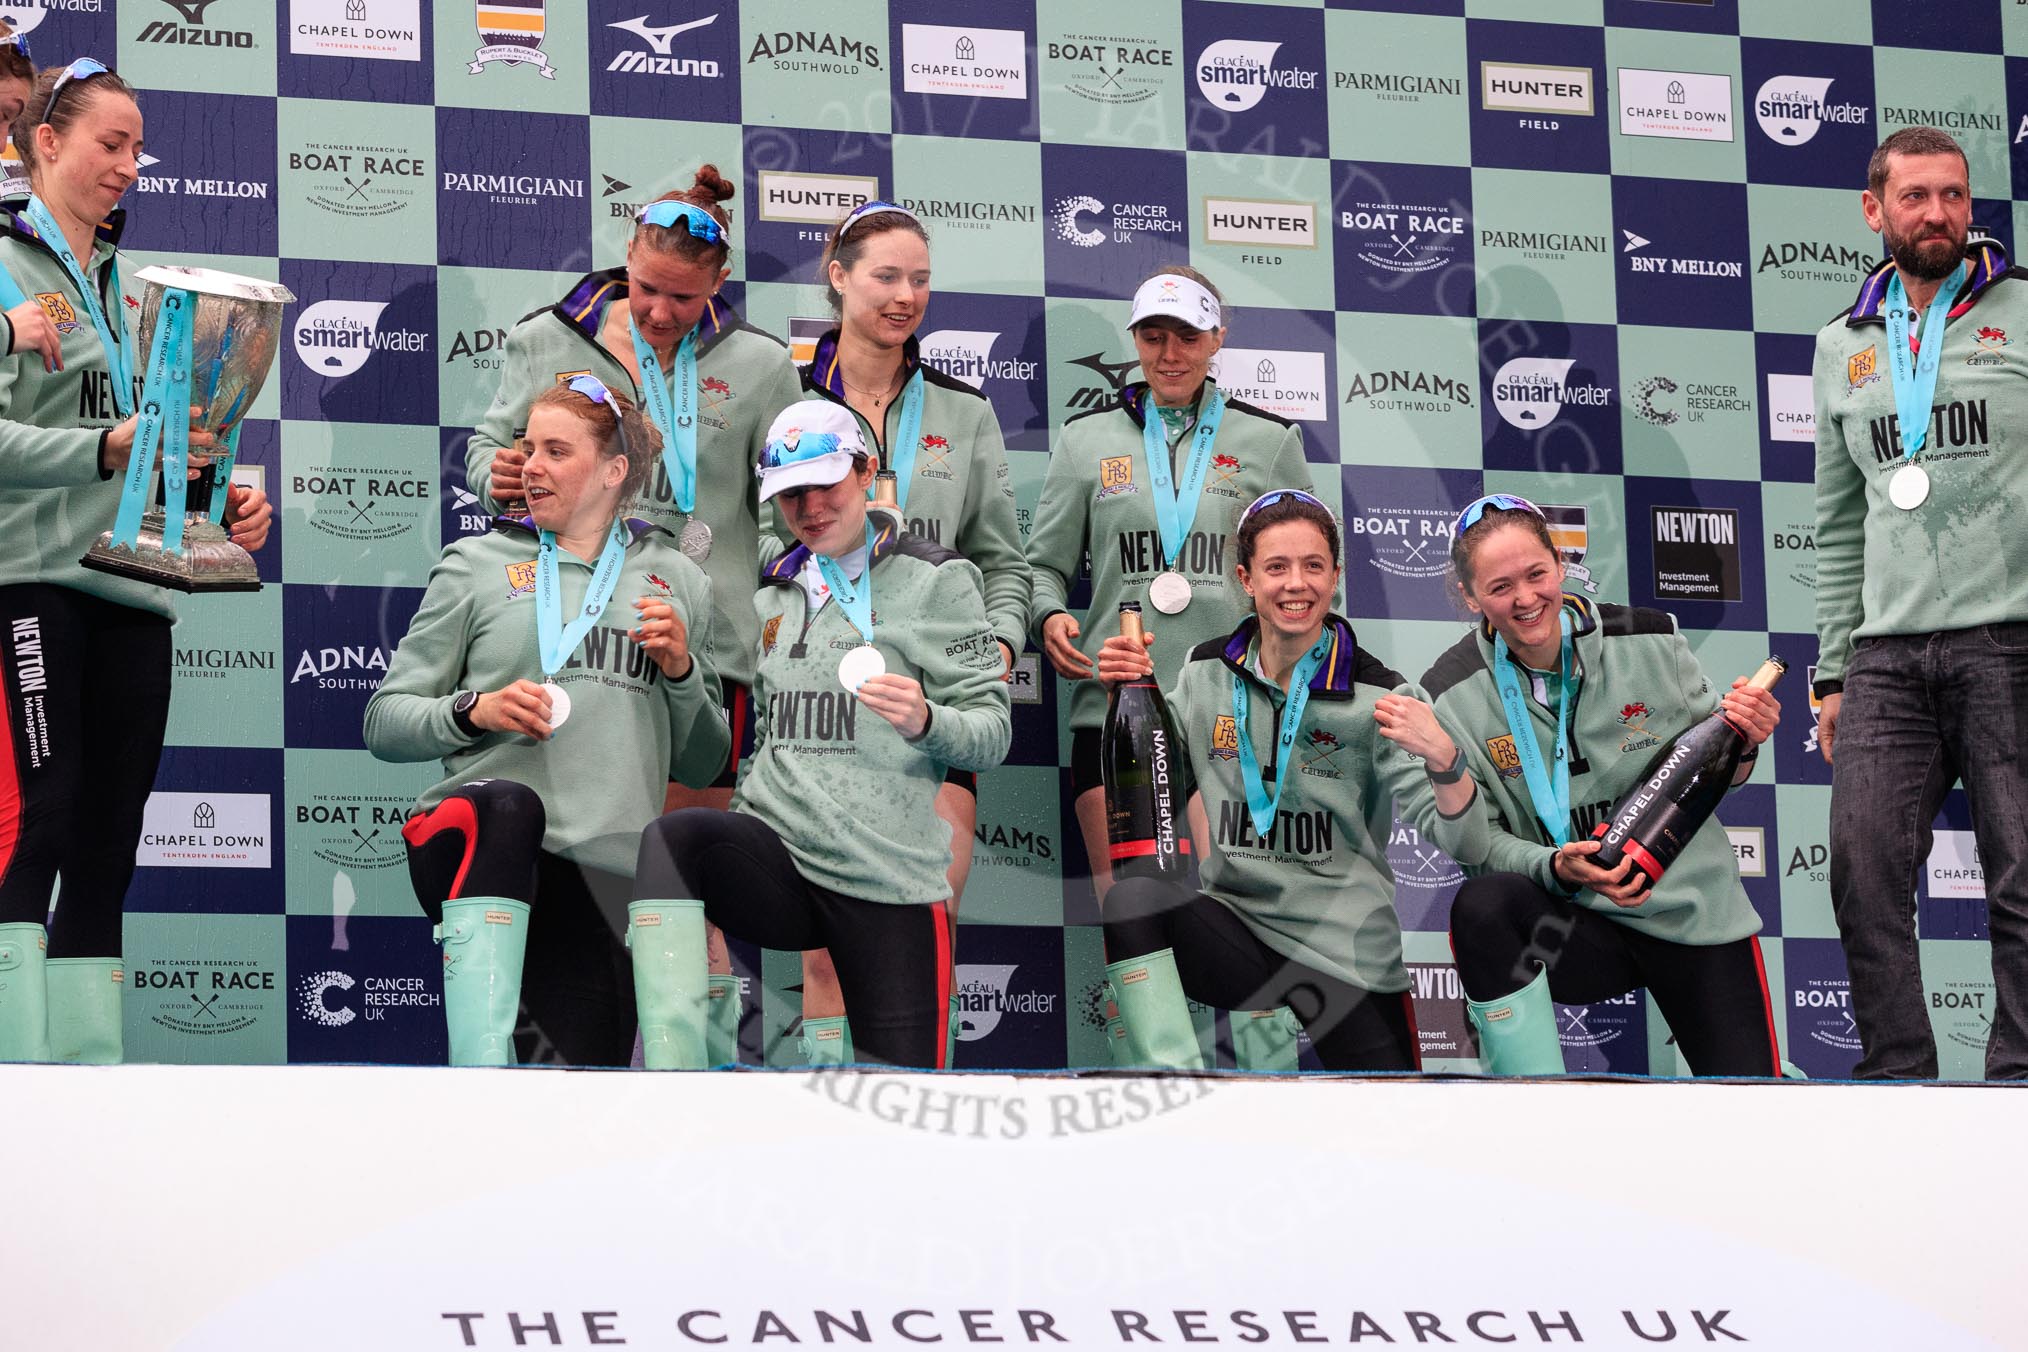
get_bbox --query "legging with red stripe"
[1448,872,1782,1077]
[0,584,171,956]
[636,807,953,1068]
[404,779,640,1067]
[1103,876,1420,1072]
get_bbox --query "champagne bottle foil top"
[1746,656,1787,692]
[1117,602,1146,647]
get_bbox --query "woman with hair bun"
[464,164,803,1061]
[368,376,728,1068]
[1092,489,1482,1070]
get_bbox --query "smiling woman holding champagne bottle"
[1418,495,1785,1077]
[1092,490,1483,1071]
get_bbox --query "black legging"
[636,807,953,1069]
[1448,872,1781,1077]
[0,584,171,957]
[1103,876,1419,1072]
[403,779,638,1067]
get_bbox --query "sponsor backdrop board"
[49,0,2008,1074]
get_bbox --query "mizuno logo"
[608,13,716,55]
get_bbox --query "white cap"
[1127,272,1222,333]
[756,401,868,503]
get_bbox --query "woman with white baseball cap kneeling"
[629,401,1012,1068]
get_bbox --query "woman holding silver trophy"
[0,58,272,1065]
[367,376,729,1068]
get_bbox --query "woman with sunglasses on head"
[788,200,1031,1060]
[629,402,1011,1070]
[1091,489,1484,1070]
[1026,266,1316,903]
[0,58,272,1063]
[1417,494,1785,1077]
[366,377,728,1067]
[464,168,801,1058]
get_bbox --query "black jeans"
[636,808,954,1068]
[1831,627,2028,1079]
[0,584,171,957]
[1103,876,1418,1072]
[1449,872,1781,1078]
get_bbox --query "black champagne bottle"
[1102,603,1191,882]
[1590,657,1786,884]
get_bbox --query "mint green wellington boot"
[1465,966,1565,1076]
[799,1015,853,1065]
[1233,1006,1304,1072]
[626,900,707,1070]
[435,899,530,1067]
[46,957,124,1064]
[0,923,49,1062]
[705,971,742,1067]
[1104,949,1206,1071]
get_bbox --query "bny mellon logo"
[1622,230,1650,253]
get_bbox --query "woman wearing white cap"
[629,402,1012,1069]
[1025,265,1318,901]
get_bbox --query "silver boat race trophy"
[79,265,295,592]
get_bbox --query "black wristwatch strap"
[1426,747,1466,785]
[451,690,482,739]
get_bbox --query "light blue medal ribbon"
[874,369,926,512]
[1490,611,1575,848]
[814,522,879,643]
[111,287,193,553]
[1232,631,1333,840]
[1884,264,1968,466]
[535,519,631,678]
[630,316,698,513]
[24,194,132,416]
[1140,385,1226,569]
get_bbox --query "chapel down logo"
[472,0,553,78]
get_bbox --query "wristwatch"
[451,690,482,739]
[1425,746,1465,785]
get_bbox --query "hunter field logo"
[471,0,551,77]
[1480,62,1594,116]
[1846,346,1878,392]
[1203,197,1317,249]
[756,170,876,224]
[1484,734,1522,780]
[1210,714,1239,761]
[1096,454,1136,499]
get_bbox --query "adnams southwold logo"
[138,0,258,47]
[1480,62,1593,117]
[1195,40,1318,113]
[1344,366,1473,413]
[290,641,394,689]
[919,330,1040,389]
[903,25,1027,100]
[291,141,426,222]
[1617,68,1733,142]
[746,28,881,74]
[1491,357,1613,430]
[1212,348,1327,423]
[606,12,720,76]
[1753,75,1868,145]
[290,0,421,62]
[756,170,876,224]
[294,300,429,378]
[1048,31,1170,106]
[1050,194,1183,249]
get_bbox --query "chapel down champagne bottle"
[1102,603,1192,882]
[1589,657,1786,885]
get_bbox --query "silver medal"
[1888,463,1930,511]
[838,643,886,693]
[1148,570,1193,615]
[540,681,572,731]
[679,518,713,562]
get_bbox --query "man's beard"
[1887,225,1968,282]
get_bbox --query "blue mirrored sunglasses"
[636,200,728,247]
[1240,488,1331,523]
[566,373,615,405]
[1452,492,1544,537]
[42,56,110,126]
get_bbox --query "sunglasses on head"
[636,200,728,247]
[1452,492,1544,537]
[42,56,110,127]
[1240,488,1331,523]
[566,373,615,405]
